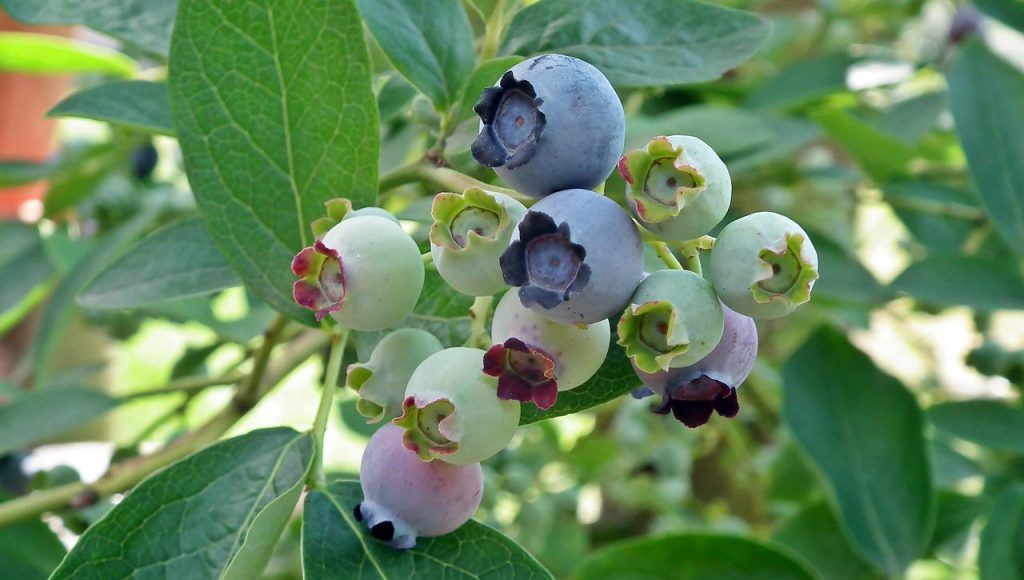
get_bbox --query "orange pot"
[0,11,72,220]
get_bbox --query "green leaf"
[169,0,380,322]
[30,206,161,383]
[0,0,177,57]
[808,231,889,305]
[78,218,239,309]
[42,142,125,219]
[928,400,1024,453]
[0,32,134,77]
[405,268,475,347]
[500,0,769,88]
[302,479,553,579]
[773,501,884,580]
[783,326,934,577]
[974,0,1024,34]
[356,0,476,110]
[0,160,53,188]
[52,428,314,579]
[626,105,775,157]
[576,534,814,580]
[883,180,981,255]
[48,81,174,135]
[376,74,418,122]
[0,387,119,456]
[452,56,524,123]
[930,490,985,552]
[0,223,56,336]
[812,108,915,182]
[139,294,276,344]
[979,485,1024,580]
[520,325,636,425]
[948,40,1024,256]
[0,492,67,580]
[890,255,1024,311]
[875,91,948,145]
[747,53,857,110]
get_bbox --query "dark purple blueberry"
[472,54,625,198]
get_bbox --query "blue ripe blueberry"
[357,424,483,549]
[347,328,443,423]
[619,135,731,240]
[708,212,819,320]
[500,188,643,325]
[429,187,527,296]
[634,303,758,428]
[472,54,625,198]
[483,289,609,409]
[131,142,159,181]
[292,199,424,330]
[394,348,520,465]
[618,269,724,374]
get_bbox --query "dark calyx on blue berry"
[652,376,739,429]
[500,211,590,309]
[472,71,547,170]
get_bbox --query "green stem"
[465,295,495,348]
[120,373,244,401]
[378,162,528,203]
[0,324,328,528]
[422,251,434,264]
[310,329,349,488]
[885,195,986,222]
[479,0,508,62]
[677,236,715,276]
[649,241,683,270]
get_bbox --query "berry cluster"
[290,54,819,549]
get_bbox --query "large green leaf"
[31,207,161,383]
[783,327,934,577]
[49,81,174,135]
[883,180,981,255]
[809,231,889,305]
[948,40,1024,256]
[169,0,380,322]
[52,428,314,579]
[356,0,476,111]
[928,400,1024,454]
[890,255,1024,311]
[626,105,775,157]
[979,486,1024,580]
[772,501,884,580]
[0,387,119,456]
[79,218,239,309]
[0,223,56,336]
[0,0,177,57]
[500,0,769,87]
[0,32,134,76]
[575,534,814,579]
[0,492,67,580]
[520,328,635,425]
[302,480,552,579]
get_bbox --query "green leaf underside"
[51,428,314,579]
[772,501,884,580]
[0,387,119,456]
[49,80,174,135]
[520,322,637,425]
[302,480,553,579]
[883,180,980,254]
[979,486,1024,580]
[812,108,915,182]
[0,0,177,57]
[356,0,476,110]
[929,400,1024,453]
[0,32,134,76]
[890,255,1024,311]
[782,327,934,578]
[973,0,1024,35]
[31,207,162,384]
[78,217,239,309]
[0,492,67,580]
[575,533,814,580]
[169,0,380,323]
[747,53,858,110]
[500,0,770,87]
[948,40,1024,256]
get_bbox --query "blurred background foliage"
[2,0,1024,578]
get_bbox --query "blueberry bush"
[1,0,1023,578]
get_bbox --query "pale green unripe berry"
[347,329,443,423]
[394,348,520,465]
[708,212,819,320]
